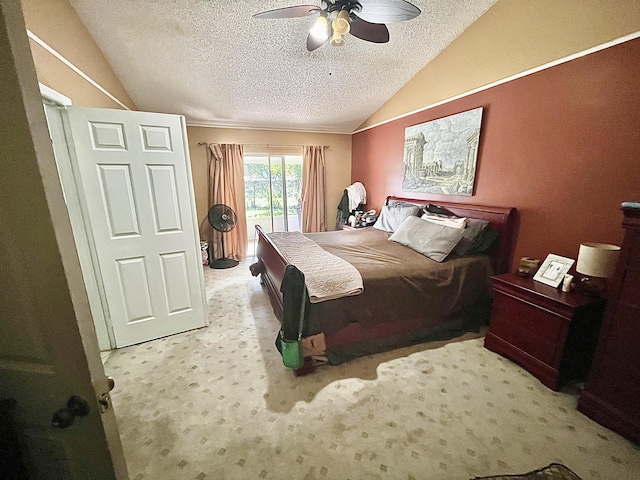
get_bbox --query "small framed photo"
[533,254,575,288]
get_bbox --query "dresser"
[485,274,605,390]
[578,203,640,444]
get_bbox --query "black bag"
[275,265,309,369]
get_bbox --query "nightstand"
[484,273,605,390]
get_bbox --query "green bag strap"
[296,285,307,341]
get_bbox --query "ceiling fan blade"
[349,15,389,43]
[253,5,321,19]
[356,0,421,24]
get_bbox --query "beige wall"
[187,127,352,237]
[21,0,135,109]
[359,0,640,130]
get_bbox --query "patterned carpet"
[104,260,640,479]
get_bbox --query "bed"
[251,196,517,365]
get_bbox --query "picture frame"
[402,107,483,196]
[533,254,575,288]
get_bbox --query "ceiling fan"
[253,0,421,51]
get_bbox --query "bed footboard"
[251,225,289,321]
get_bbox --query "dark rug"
[471,463,581,480]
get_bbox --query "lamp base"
[578,276,606,297]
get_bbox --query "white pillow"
[389,216,465,262]
[421,213,467,229]
[373,204,421,232]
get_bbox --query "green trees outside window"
[244,154,302,233]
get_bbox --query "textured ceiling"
[70,0,496,133]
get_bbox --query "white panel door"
[62,107,207,347]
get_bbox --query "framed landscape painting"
[403,107,483,196]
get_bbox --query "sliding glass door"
[244,154,302,241]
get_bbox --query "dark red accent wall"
[352,37,640,272]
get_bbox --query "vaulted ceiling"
[70,0,496,133]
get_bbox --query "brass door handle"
[98,376,115,413]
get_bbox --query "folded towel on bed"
[268,231,364,303]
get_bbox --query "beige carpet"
[104,259,640,480]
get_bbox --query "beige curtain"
[207,144,247,261]
[301,145,326,233]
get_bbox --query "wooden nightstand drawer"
[492,292,564,344]
[486,273,605,390]
[489,311,557,365]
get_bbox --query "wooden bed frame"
[251,196,517,324]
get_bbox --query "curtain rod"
[197,142,328,148]
[243,144,328,148]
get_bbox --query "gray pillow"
[422,211,492,256]
[373,204,421,232]
[389,216,465,262]
[466,226,499,255]
[454,218,490,255]
[387,199,427,210]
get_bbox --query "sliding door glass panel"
[244,153,302,243]
[244,155,273,234]
[285,155,302,232]
[270,156,285,232]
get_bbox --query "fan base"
[210,258,239,269]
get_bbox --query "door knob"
[67,394,90,417]
[51,408,75,429]
[51,395,90,429]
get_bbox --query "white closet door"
[63,106,207,347]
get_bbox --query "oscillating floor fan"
[208,204,239,269]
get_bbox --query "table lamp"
[576,242,621,297]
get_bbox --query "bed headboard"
[386,196,518,275]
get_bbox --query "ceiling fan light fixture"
[309,13,330,41]
[329,9,350,46]
[330,32,345,46]
[332,9,350,36]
